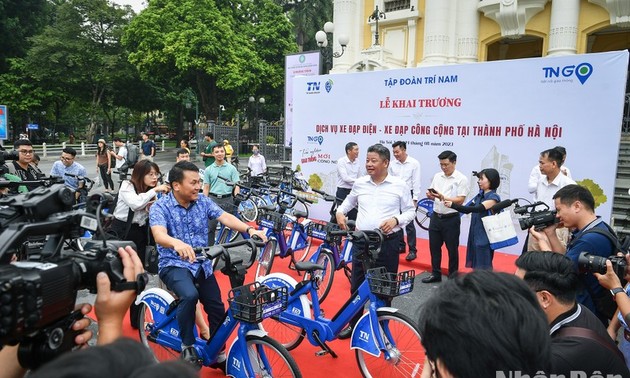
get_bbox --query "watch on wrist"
[611,287,625,297]
[246,226,254,235]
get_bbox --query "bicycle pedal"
[315,350,329,356]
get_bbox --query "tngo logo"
[542,62,593,84]
[307,135,324,145]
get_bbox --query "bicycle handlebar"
[64,173,94,191]
[193,237,265,270]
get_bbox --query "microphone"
[491,199,517,213]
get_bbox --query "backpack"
[126,142,139,168]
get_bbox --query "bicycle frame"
[136,288,271,376]
[262,273,398,357]
[310,236,353,271]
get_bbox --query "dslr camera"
[578,252,627,285]
[0,184,146,369]
[513,201,558,231]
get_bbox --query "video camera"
[513,201,558,231]
[0,150,19,176]
[0,184,147,369]
[578,252,627,285]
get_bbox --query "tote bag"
[481,211,519,250]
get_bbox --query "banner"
[284,51,321,148]
[0,105,7,140]
[292,51,629,255]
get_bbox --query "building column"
[407,18,417,67]
[456,0,480,63]
[330,0,358,72]
[420,0,451,66]
[547,0,580,56]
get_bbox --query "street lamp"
[315,22,349,74]
[368,6,386,46]
[218,105,225,126]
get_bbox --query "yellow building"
[328,0,630,69]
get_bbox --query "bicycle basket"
[257,211,287,232]
[307,221,341,243]
[366,267,415,298]
[228,282,288,323]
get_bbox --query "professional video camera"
[513,201,558,231]
[578,252,627,285]
[0,184,147,370]
[0,149,19,176]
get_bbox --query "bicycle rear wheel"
[304,250,335,304]
[239,198,258,222]
[244,335,302,377]
[138,303,180,362]
[255,238,277,280]
[355,311,424,378]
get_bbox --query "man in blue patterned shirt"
[149,161,266,368]
[49,147,87,191]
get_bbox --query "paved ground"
[32,149,436,329]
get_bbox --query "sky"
[112,0,147,13]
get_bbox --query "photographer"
[595,256,630,369]
[0,246,149,378]
[530,184,617,324]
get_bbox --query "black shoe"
[405,252,417,261]
[338,326,353,340]
[421,274,442,283]
[180,346,202,370]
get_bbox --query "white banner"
[284,51,321,148]
[291,51,629,255]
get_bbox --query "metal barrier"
[28,141,142,158]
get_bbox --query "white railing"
[29,140,166,158]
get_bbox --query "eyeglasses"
[60,155,74,161]
[18,150,34,155]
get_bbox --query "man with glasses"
[6,139,44,192]
[50,147,87,192]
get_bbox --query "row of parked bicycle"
[135,167,425,377]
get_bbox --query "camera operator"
[530,184,617,324]
[5,140,44,192]
[0,246,146,378]
[594,256,630,369]
[515,251,629,376]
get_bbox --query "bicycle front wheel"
[292,231,313,262]
[244,334,302,377]
[255,238,277,280]
[304,250,335,303]
[239,198,259,222]
[355,311,424,378]
[138,303,180,362]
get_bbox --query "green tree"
[25,0,137,142]
[123,0,296,122]
[0,0,49,73]
[276,0,332,52]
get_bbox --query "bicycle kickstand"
[312,330,338,358]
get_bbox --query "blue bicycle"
[254,191,313,280]
[258,229,424,377]
[136,239,302,377]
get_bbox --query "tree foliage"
[123,0,296,120]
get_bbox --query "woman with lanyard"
[445,168,500,270]
[110,159,170,328]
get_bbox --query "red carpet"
[118,238,518,377]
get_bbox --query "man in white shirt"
[336,143,415,339]
[110,137,128,183]
[527,146,572,195]
[335,142,364,222]
[422,150,469,283]
[389,141,421,261]
[527,147,576,251]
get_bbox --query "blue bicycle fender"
[226,330,267,378]
[350,312,380,357]
[135,288,176,324]
[257,273,311,319]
